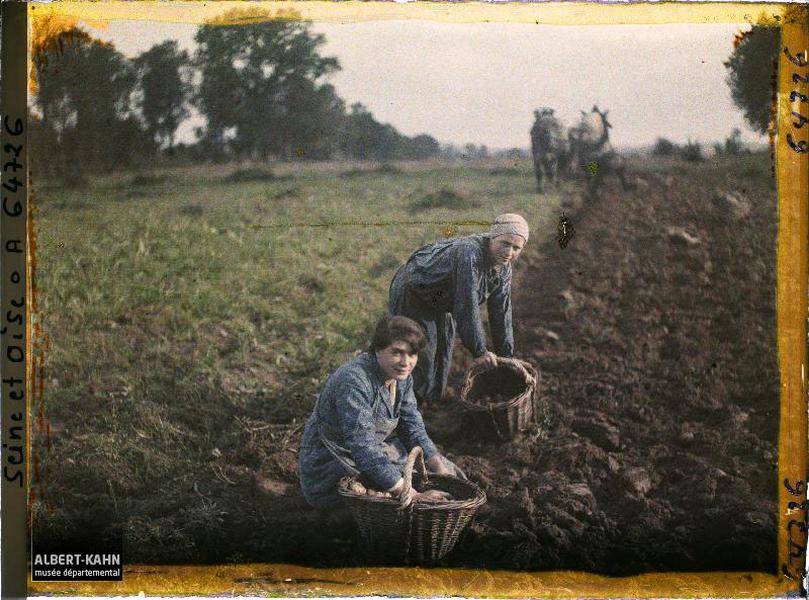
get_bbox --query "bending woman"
[299,315,462,508]
[389,213,531,404]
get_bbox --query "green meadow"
[31,158,565,557]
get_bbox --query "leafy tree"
[340,103,399,160]
[275,79,345,159]
[724,24,780,134]
[681,140,704,163]
[193,8,341,160]
[32,24,93,183]
[30,14,82,96]
[133,40,191,149]
[28,113,61,182]
[399,134,440,160]
[462,144,489,159]
[33,25,148,181]
[724,128,745,155]
[339,104,440,160]
[652,137,676,156]
[713,128,747,157]
[440,144,461,159]
[503,147,527,160]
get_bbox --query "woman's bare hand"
[512,361,536,387]
[388,477,415,507]
[472,351,497,370]
[426,454,453,476]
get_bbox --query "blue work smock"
[388,234,515,403]
[298,352,439,508]
[391,234,515,359]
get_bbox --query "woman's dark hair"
[369,314,426,355]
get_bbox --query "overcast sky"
[85,18,765,150]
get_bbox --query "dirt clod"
[624,467,653,496]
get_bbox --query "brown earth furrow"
[437,167,778,574]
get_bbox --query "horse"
[530,108,571,193]
[569,106,630,196]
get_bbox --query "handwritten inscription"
[785,47,808,154]
[779,43,809,595]
[2,114,25,488]
[782,478,807,593]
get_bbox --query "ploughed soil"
[220,159,778,574]
[435,165,780,574]
[35,157,779,573]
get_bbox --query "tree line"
[30,8,442,185]
[30,6,799,185]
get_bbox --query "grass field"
[31,152,778,569]
[31,157,567,557]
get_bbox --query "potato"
[417,490,454,503]
[365,488,393,498]
[348,481,367,494]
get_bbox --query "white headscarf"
[490,213,530,242]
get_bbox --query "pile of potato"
[347,481,454,502]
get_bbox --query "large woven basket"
[458,357,539,440]
[337,446,486,565]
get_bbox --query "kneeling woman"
[299,315,462,508]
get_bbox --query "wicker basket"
[337,446,486,564]
[458,357,539,440]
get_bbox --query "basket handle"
[495,357,537,389]
[400,446,428,507]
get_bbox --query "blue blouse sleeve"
[488,265,515,357]
[334,378,402,490]
[396,381,438,461]
[452,248,488,358]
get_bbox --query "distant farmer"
[299,314,464,508]
[389,213,531,404]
